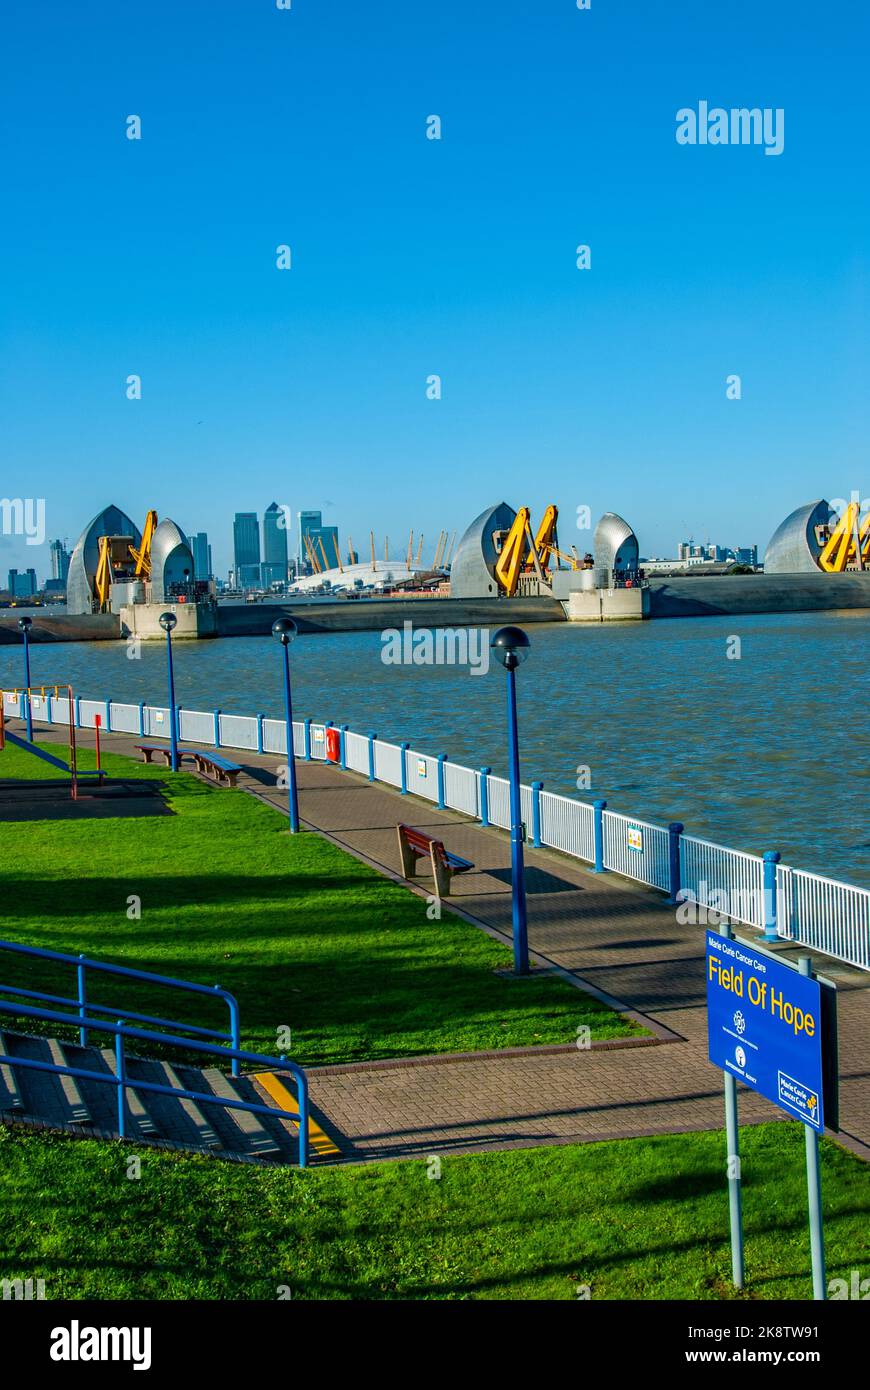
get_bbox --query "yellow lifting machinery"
[94,510,159,611]
[493,504,578,597]
[817,501,870,572]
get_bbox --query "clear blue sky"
[1,0,867,577]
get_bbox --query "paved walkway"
[14,725,870,1165]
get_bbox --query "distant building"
[262,502,289,586]
[7,568,37,598]
[49,539,71,583]
[191,532,212,582]
[233,512,260,589]
[736,546,758,567]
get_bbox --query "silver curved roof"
[66,504,142,614]
[763,500,831,573]
[150,517,194,596]
[450,501,516,598]
[594,512,639,574]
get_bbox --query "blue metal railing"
[0,942,309,1165]
[0,938,241,1072]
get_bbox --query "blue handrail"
[0,938,241,1076]
[0,996,310,1167]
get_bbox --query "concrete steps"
[0,1029,315,1165]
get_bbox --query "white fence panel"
[27,692,57,725]
[218,713,258,750]
[48,694,73,726]
[680,835,765,929]
[108,701,141,734]
[405,749,439,801]
[262,718,286,755]
[142,705,171,738]
[179,709,217,745]
[603,811,670,890]
[78,699,106,729]
[485,777,533,831]
[539,791,595,862]
[374,740,403,787]
[443,762,479,818]
[343,730,368,774]
[308,723,328,760]
[777,864,870,971]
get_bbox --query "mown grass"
[0,741,639,1064]
[1,1121,867,1300]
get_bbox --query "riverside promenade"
[17,722,870,1165]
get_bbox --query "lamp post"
[158,611,179,771]
[17,616,33,741]
[491,625,531,975]
[272,617,300,832]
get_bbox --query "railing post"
[213,709,221,746]
[223,987,241,1079]
[303,718,312,761]
[339,724,349,770]
[104,698,112,733]
[75,696,81,728]
[115,1024,127,1139]
[763,850,781,942]
[256,715,264,754]
[479,767,491,827]
[176,704,183,745]
[667,822,684,904]
[399,742,410,794]
[138,701,145,737]
[77,956,87,1047]
[437,753,447,810]
[367,731,377,782]
[593,799,607,873]
[531,781,543,848]
[297,1071,309,1169]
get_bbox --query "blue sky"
[1,0,867,577]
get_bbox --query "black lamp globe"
[158,611,177,633]
[272,617,298,646]
[490,625,531,671]
[17,616,32,632]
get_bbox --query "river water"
[2,610,867,888]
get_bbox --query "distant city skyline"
[2,2,867,581]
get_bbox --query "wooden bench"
[189,751,242,787]
[135,743,176,767]
[135,745,241,787]
[396,824,474,898]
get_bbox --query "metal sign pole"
[799,955,826,1300]
[720,922,744,1288]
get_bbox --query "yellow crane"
[818,501,870,571]
[94,510,159,611]
[493,504,575,597]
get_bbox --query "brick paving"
[13,723,870,1166]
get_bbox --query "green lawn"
[1,1121,866,1299]
[0,741,640,1064]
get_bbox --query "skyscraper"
[233,512,260,588]
[49,538,71,583]
[191,531,212,582]
[262,502,289,586]
[298,510,322,571]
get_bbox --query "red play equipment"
[0,685,105,799]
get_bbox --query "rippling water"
[2,610,868,887]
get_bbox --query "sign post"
[706,928,837,1300]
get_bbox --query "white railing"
[680,836,765,930]
[603,811,670,891]
[5,689,867,973]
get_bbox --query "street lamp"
[272,617,300,832]
[490,625,531,975]
[17,616,33,742]
[158,611,179,771]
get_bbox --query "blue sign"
[706,931,825,1132]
